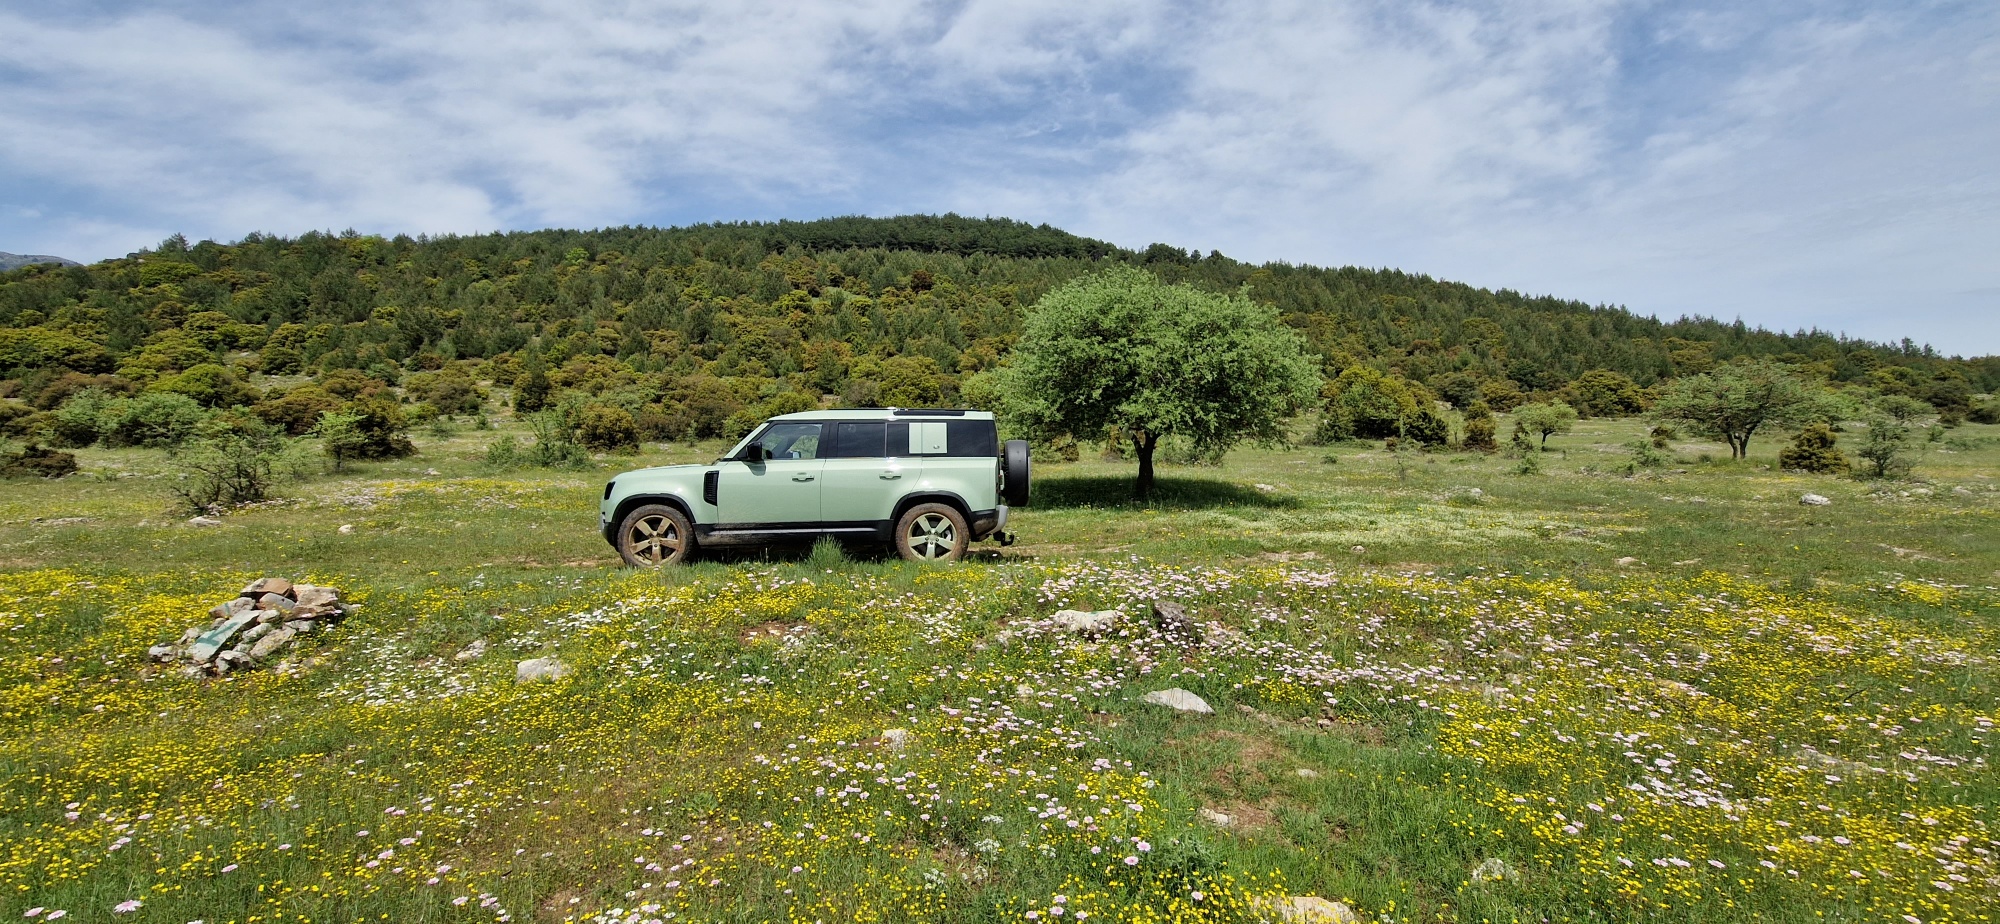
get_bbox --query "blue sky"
[3,1,1996,355]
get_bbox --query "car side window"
[825,421,886,459]
[751,423,822,460]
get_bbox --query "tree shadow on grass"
[1026,474,1303,511]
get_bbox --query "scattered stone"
[1673,558,1701,566]
[243,577,293,598]
[248,627,297,661]
[1615,556,1640,567]
[1200,807,1235,827]
[1294,768,1321,779]
[1050,609,1120,638]
[1910,487,1932,497]
[152,579,346,676]
[1472,857,1520,882]
[1151,600,1197,637]
[1015,683,1036,703]
[1349,545,1365,554]
[881,728,912,753]
[424,468,441,476]
[187,515,223,527]
[338,524,356,535]
[515,657,572,683]
[1140,688,1213,715]
[1254,483,1277,492]
[1260,896,1360,924]
[454,639,488,662]
[1800,493,1831,506]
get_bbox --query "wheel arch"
[607,493,698,544]
[890,491,972,527]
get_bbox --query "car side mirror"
[745,444,771,463]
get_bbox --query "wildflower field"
[2,418,1995,923]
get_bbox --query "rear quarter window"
[888,420,997,457]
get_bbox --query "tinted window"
[825,421,886,459]
[944,420,997,457]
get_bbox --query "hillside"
[0,215,1992,422]
[0,251,78,272]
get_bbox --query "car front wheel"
[616,503,695,567]
[896,503,968,563]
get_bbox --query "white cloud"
[0,1,1993,352]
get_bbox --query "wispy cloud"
[0,0,1993,352]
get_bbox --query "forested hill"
[0,215,1991,418]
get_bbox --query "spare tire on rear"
[1002,439,1030,506]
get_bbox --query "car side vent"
[702,470,719,505]
[603,480,616,500]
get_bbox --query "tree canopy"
[997,265,1320,497]
[1650,361,1830,459]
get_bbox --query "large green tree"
[1650,361,1829,459]
[998,265,1319,498]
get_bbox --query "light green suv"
[600,409,1029,565]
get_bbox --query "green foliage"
[1462,416,1498,453]
[1317,366,1423,441]
[724,391,819,440]
[1625,439,1671,469]
[1512,401,1579,449]
[1649,362,1830,459]
[486,411,590,469]
[998,265,1320,497]
[98,392,210,448]
[164,416,306,512]
[316,396,414,466]
[0,443,77,479]
[251,385,342,436]
[1856,417,1917,479]
[1873,394,1933,426]
[1778,424,1849,474]
[574,403,639,453]
[149,363,257,408]
[1566,369,1647,417]
[403,368,487,416]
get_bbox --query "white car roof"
[766,408,995,422]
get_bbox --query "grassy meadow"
[1,415,1995,924]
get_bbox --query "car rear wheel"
[616,504,695,567]
[895,503,968,563]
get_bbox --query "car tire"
[895,502,969,563]
[1002,439,1031,506]
[616,503,696,567]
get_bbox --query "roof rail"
[890,408,968,416]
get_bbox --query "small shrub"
[1462,417,1498,453]
[1514,449,1542,475]
[1626,439,1670,468]
[1648,425,1676,448]
[575,404,639,453]
[488,411,591,469]
[1856,418,1915,479]
[100,392,210,448]
[165,418,307,513]
[1777,424,1848,474]
[0,444,78,479]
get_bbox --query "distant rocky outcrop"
[0,252,80,272]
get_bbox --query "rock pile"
[149,578,347,675]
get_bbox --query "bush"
[486,411,591,469]
[165,418,308,513]
[1855,417,1915,479]
[0,444,77,479]
[100,392,210,447]
[252,385,342,436]
[1462,417,1497,452]
[1969,399,2000,425]
[575,404,639,452]
[46,388,119,447]
[1403,406,1450,447]
[151,363,259,409]
[1648,425,1676,448]
[1778,424,1849,474]
[1625,439,1670,468]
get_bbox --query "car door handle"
[879,473,902,480]
[792,475,816,482]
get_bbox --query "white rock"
[454,639,488,662]
[1140,688,1213,715]
[248,627,297,661]
[187,515,223,527]
[338,524,356,535]
[1472,857,1520,882]
[1349,545,1365,554]
[881,728,912,753]
[1615,556,1640,567]
[1200,807,1234,827]
[1267,896,1359,924]
[1050,609,1119,637]
[515,657,572,683]
[1800,493,1831,506]
[1953,485,1974,496]
[1294,768,1321,779]
[147,644,177,662]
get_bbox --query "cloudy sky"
[3,1,1995,354]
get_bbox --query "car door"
[716,422,823,527]
[818,420,907,527]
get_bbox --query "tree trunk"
[1135,431,1158,501]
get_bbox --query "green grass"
[0,416,1993,923]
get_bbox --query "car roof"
[766,408,995,422]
